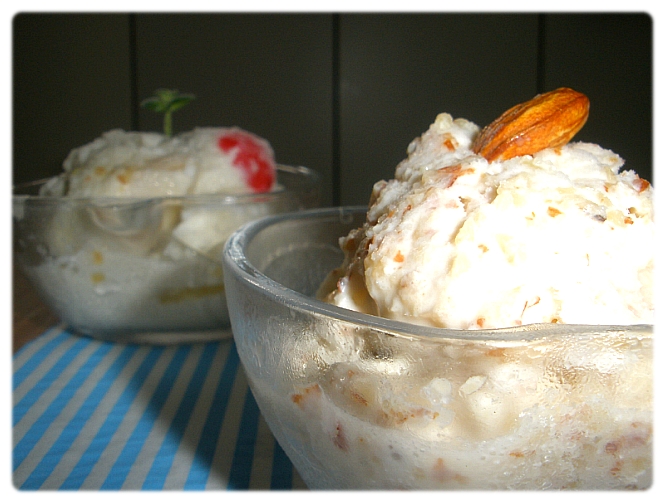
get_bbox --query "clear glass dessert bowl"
[13,164,320,344]
[222,206,652,490]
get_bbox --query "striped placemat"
[12,325,307,490]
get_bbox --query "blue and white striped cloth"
[13,325,306,490]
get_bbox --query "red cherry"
[218,131,276,192]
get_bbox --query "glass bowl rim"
[223,205,652,343]
[12,164,320,206]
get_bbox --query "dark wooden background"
[13,13,653,207]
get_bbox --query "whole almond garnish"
[471,87,590,162]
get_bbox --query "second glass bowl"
[13,164,320,343]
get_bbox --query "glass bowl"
[222,206,652,490]
[13,164,320,344]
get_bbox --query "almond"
[471,87,590,162]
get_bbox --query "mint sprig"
[141,89,195,137]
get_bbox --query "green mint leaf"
[167,96,196,113]
[140,89,196,136]
[140,97,164,112]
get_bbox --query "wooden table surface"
[13,262,60,354]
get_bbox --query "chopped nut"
[442,133,458,151]
[633,178,650,193]
[90,272,105,284]
[116,172,130,184]
[437,164,475,188]
[333,422,348,451]
[350,390,369,406]
[291,384,321,409]
[459,375,487,396]
[92,250,104,265]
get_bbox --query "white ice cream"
[320,112,654,329]
[47,127,276,198]
[19,127,280,340]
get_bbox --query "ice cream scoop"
[46,127,277,198]
[319,89,653,330]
